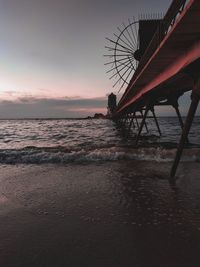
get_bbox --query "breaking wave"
[0,146,199,164]
[0,118,199,164]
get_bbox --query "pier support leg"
[135,107,149,145]
[140,110,149,133]
[127,115,133,134]
[170,92,199,179]
[173,101,189,143]
[123,114,128,126]
[173,103,184,130]
[151,107,162,136]
[132,115,136,129]
[135,113,139,129]
[127,110,137,136]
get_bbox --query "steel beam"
[135,106,150,145]
[173,102,184,129]
[170,91,200,179]
[151,107,162,136]
[140,110,149,133]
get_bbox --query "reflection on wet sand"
[0,161,199,266]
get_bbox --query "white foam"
[0,146,199,164]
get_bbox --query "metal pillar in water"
[170,88,200,179]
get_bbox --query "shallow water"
[0,117,199,164]
[0,117,200,149]
[0,117,199,266]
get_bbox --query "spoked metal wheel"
[104,18,139,92]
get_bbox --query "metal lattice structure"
[105,0,200,180]
[104,17,163,92]
[104,18,139,91]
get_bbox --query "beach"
[1,0,200,265]
[0,160,200,267]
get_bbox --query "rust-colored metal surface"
[116,0,200,115]
[109,0,200,179]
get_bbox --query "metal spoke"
[104,19,139,90]
[129,19,138,47]
[104,54,132,57]
[105,46,133,54]
[106,57,133,73]
[106,37,133,53]
[117,26,135,50]
[110,62,132,81]
[104,56,134,66]
[113,63,133,87]
[128,56,136,71]
[114,33,134,51]
[123,22,136,48]
[133,17,139,49]
[109,61,132,80]
[118,67,133,92]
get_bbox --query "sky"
[0,0,198,118]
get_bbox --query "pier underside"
[111,0,200,180]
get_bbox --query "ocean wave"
[0,146,199,164]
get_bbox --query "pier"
[105,0,200,179]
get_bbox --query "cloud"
[2,90,18,96]
[0,93,199,119]
[0,96,107,118]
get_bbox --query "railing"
[133,0,188,79]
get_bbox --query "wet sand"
[0,161,200,267]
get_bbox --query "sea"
[0,117,200,266]
[0,117,199,164]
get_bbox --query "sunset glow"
[0,0,187,117]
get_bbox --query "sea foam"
[0,146,199,164]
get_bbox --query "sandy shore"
[0,161,200,266]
